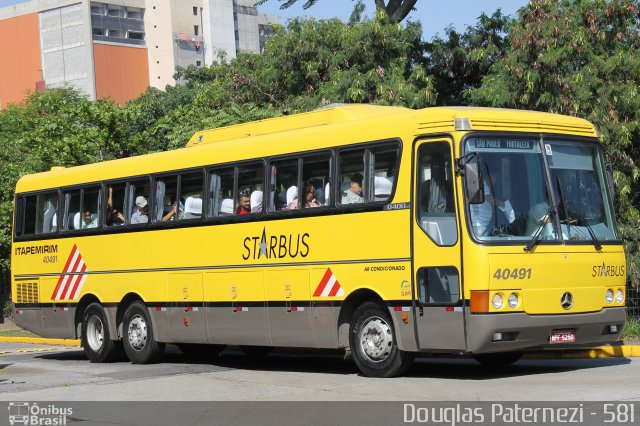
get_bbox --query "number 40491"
[493,268,532,280]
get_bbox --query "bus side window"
[236,163,263,215]
[20,191,59,235]
[154,175,178,223]
[105,183,126,227]
[62,189,80,231]
[338,145,398,205]
[180,172,204,220]
[21,195,38,236]
[128,179,150,225]
[416,142,457,246]
[301,154,331,208]
[80,186,101,229]
[338,149,366,205]
[269,159,298,211]
[208,168,234,217]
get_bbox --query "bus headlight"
[615,289,625,304]
[492,293,503,309]
[605,289,614,304]
[508,293,519,308]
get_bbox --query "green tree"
[174,14,436,111]
[257,0,418,23]
[0,88,126,278]
[425,10,510,105]
[471,0,640,285]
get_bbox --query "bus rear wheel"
[349,301,414,378]
[122,301,165,364]
[81,303,122,363]
[473,352,523,368]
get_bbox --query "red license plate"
[549,329,576,343]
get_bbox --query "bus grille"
[16,282,39,303]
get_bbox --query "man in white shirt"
[130,196,149,224]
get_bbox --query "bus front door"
[412,138,466,352]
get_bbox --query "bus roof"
[16,105,597,193]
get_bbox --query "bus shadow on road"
[35,347,632,380]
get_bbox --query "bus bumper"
[467,307,626,354]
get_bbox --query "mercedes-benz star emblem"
[561,292,574,310]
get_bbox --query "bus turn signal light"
[470,291,490,313]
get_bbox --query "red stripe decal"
[327,280,341,297]
[51,245,77,299]
[66,263,86,300]
[313,268,333,297]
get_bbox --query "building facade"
[0,0,278,108]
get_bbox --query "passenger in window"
[162,199,184,221]
[130,196,149,224]
[82,210,98,229]
[106,187,125,226]
[236,193,251,214]
[341,173,365,204]
[288,182,322,209]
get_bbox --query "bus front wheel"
[349,301,414,378]
[81,303,122,363]
[122,301,165,364]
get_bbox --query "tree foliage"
[257,0,418,23]
[425,10,510,105]
[0,89,129,274]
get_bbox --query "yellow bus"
[11,105,626,377]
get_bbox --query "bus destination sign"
[472,138,536,151]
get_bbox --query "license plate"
[549,329,576,343]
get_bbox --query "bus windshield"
[464,137,617,243]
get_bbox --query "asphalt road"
[0,342,638,403]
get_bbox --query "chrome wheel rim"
[127,314,148,351]
[86,315,104,352]
[359,316,393,362]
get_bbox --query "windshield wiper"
[556,176,573,234]
[574,214,603,251]
[524,204,556,252]
[556,176,602,250]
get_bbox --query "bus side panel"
[314,305,342,348]
[14,308,44,337]
[204,271,268,346]
[165,272,207,344]
[265,269,316,347]
[39,277,75,338]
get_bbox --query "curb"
[524,345,640,359]
[0,336,80,346]
[0,336,638,358]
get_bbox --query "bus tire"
[474,352,523,368]
[349,301,414,378]
[81,303,122,363]
[122,301,165,364]
[178,344,224,361]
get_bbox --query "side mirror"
[606,169,616,205]
[465,162,484,204]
